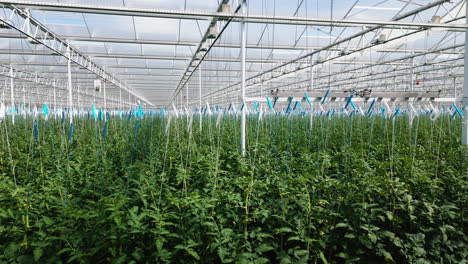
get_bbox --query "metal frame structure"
[0,0,466,144]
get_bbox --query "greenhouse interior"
[0,0,467,263]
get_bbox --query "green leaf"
[255,257,270,264]
[33,248,43,261]
[186,248,200,260]
[57,248,73,256]
[385,211,394,221]
[378,249,393,261]
[257,244,274,253]
[319,251,328,264]
[335,222,348,228]
[368,233,377,244]
[42,216,54,225]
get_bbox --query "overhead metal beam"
[0,0,464,29]
[0,50,291,64]
[1,33,465,54]
[463,0,468,145]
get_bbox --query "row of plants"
[0,114,466,263]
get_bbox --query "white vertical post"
[103,81,107,121]
[453,77,457,98]
[462,1,468,145]
[410,54,414,92]
[240,0,247,157]
[119,89,122,110]
[9,65,14,124]
[199,66,202,132]
[22,87,26,117]
[309,55,314,91]
[53,81,57,114]
[76,87,79,115]
[186,84,189,108]
[67,44,73,124]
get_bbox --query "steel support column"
[199,66,202,132]
[462,0,468,145]
[67,45,73,124]
[240,1,246,157]
[9,65,14,124]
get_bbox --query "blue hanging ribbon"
[344,94,353,109]
[321,89,330,105]
[380,107,386,117]
[366,99,376,116]
[138,104,144,118]
[285,97,293,114]
[297,101,303,111]
[33,121,39,140]
[293,101,303,111]
[102,121,108,138]
[304,93,312,105]
[91,105,98,120]
[452,103,463,118]
[392,107,400,118]
[68,122,74,142]
[272,97,278,108]
[253,101,259,111]
[134,120,139,137]
[43,104,49,118]
[266,97,273,110]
